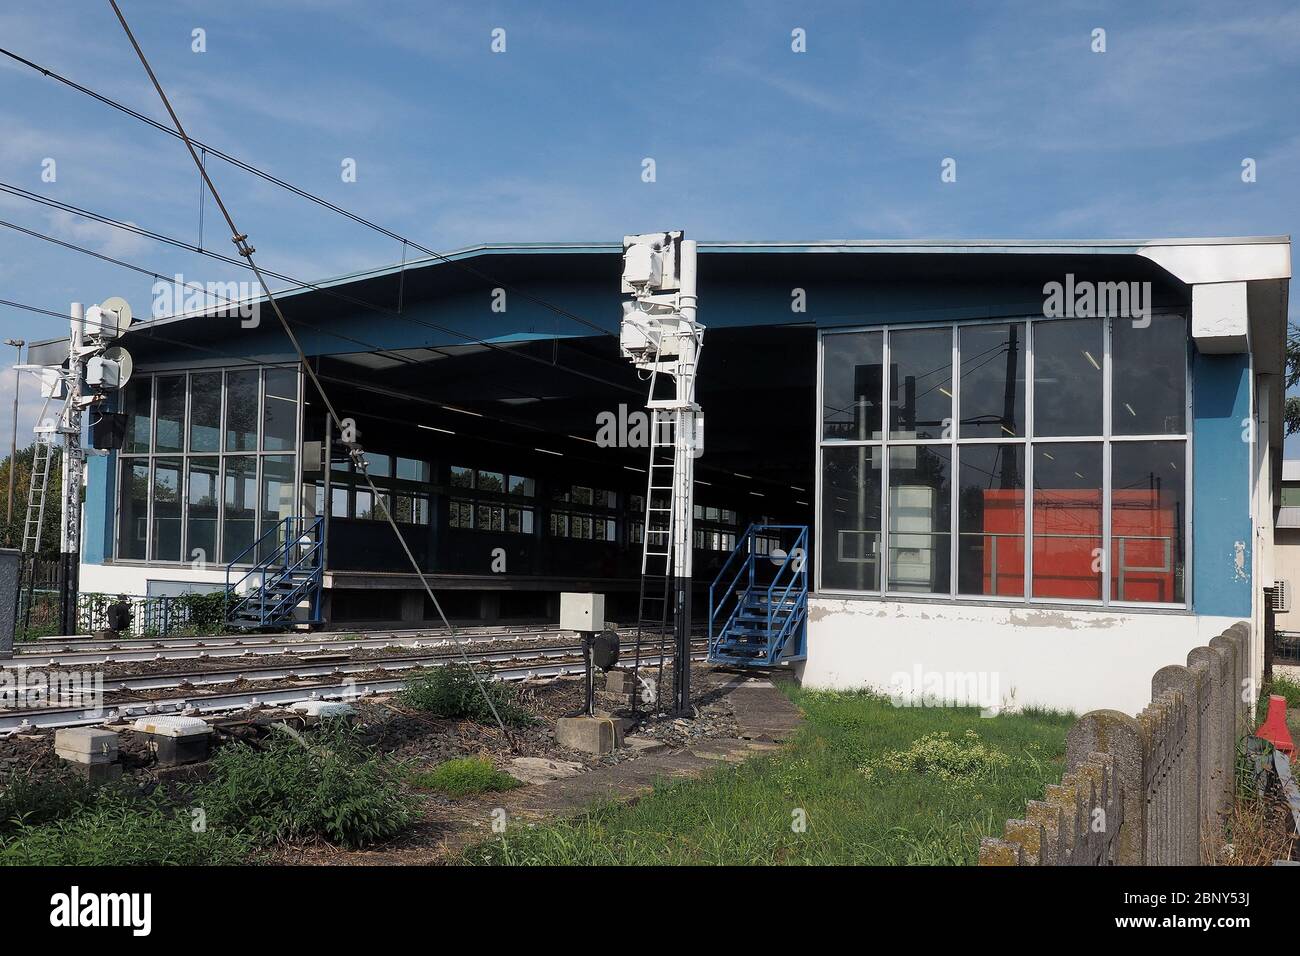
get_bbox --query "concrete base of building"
[801,596,1245,716]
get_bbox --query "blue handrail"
[225,516,323,628]
[708,524,809,665]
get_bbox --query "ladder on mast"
[631,398,679,709]
[22,438,53,555]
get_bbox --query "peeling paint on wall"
[1233,541,1247,580]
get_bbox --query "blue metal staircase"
[225,516,324,630]
[708,524,809,667]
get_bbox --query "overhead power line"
[0,180,644,397]
[0,44,614,339]
[105,0,513,741]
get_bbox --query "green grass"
[0,790,253,866]
[410,757,521,797]
[463,687,1072,866]
[0,720,414,864]
[1262,673,1300,710]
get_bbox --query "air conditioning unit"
[1271,580,1291,613]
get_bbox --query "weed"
[859,730,1012,783]
[0,789,252,866]
[196,720,413,850]
[401,664,535,727]
[410,757,521,797]
[0,768,97,837]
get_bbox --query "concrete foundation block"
[54,727,119,761]
[133,715,213,767]
[556,715,623,754]
[604,669,638,695]
[66,761,123,785]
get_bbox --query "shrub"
[410,757,521,797]
[196,720,413,850]
[0,790,251,866]
[175,591,229,634]
[401,664,535,727]
[0,769,97,838]
[859,730,1012,783]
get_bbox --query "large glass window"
[186,458,219,564]
[959,323,1025,438]
[123,379,152,454]
[222,456,257,563]
[155,375,186,454]
[151,457,183,561]
[1031,442,1103,600]
[189,372,222,452]
[118,461,149,560]
[225,370,259,452]
[1110,441,1185,603]
[820,445,883,591]
[818,315,1188,607]
[958,444,1025,597]
[118,367,299,566]
[1112,314,1186,436]
[888,327,952,440]
[1033,319,1103,437]
[259,455,296,560]
[822,331,884,441]
[262,368,297,451]
[887,446,951,595]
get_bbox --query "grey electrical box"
[0,548,18,658]
[560,592,605,632]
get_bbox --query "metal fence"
[17,590,229,641]
[980,622,1251,866]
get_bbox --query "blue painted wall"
[1191,350,1252,617]
[82,451,114,565]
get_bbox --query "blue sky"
[0,0,1297,445]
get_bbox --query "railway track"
[0,643,709,732]
[21,623,559,653]
[6,628,587,667]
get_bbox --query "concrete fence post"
[0,548,16,659]
[1210,628,1244,742]
[1153,662,1208,863]
[1066,710,1146,865]
[978,620,1253,867]
[1188,644,1233,820]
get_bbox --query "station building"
[72,236,1291,713]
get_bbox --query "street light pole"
[4,338,23,538]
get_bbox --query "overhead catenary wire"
[104,0,514,743]
[0,179,645,398]
[0,43,774,398]
[0,44,613,339]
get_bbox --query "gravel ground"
[0,663,740,785]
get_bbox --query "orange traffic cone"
[1255,694,1296,758]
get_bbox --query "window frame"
[815,313,1192,610]
[113,365,302,568]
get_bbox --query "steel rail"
[6,632,579,668]
[24,622,557,647]
[0,651,707,732]
[18,625,568,654]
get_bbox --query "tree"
[1288,323,1300,437]
[0,442,63,554]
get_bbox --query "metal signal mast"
[17,297,134,635]
[620,231,702,716]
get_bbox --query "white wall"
[1273,530,1300,631]
[800,597,1240,717]
[79,563,234,596]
